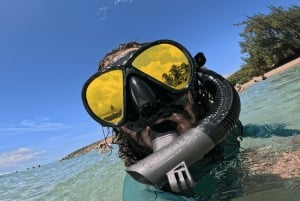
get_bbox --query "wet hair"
[97,42,147,71]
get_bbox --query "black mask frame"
[82,39,196,130]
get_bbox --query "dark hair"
[97,42,146,71]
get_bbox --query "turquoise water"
[1,65,299,201]
[0,150,125,201]
[234,65,300,201]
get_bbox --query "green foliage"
[227,5,300,85]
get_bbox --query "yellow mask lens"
[85,69,124,124]
[131,44,191,90]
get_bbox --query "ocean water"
[1,65,299,201]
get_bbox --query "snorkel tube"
[126,67,241,192]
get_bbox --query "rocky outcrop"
[60,136,113,161]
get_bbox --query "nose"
[128,76,158,116]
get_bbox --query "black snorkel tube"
[126,62,241,193]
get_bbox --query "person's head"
[82,39,241,192]
[83,40,208,166]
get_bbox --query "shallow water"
[0,65,299,201]
[0,150,125,201]
[235,65,300,201]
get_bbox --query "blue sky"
[0,0,298,173]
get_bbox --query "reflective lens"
[83,41,194,127]
[131,44,191,90]
[85,69,124,124]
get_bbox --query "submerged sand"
[243,135,300,179]
[239,58,300,179]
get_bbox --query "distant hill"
[60,136,113,161]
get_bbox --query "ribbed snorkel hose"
[197,68,241,144]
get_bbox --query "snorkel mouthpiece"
[150,122,178,152]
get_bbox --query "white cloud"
[0,117,66,134]
[98,6,108,12]
[97,0,134,21]
[20,119,64,129]
[0,147,45,167]
[97,6,108,21]
[113,0,133,4]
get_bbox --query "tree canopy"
[227,5,300,85]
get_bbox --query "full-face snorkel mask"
[82,39,241,193]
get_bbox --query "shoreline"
[235,57,300,93]
[60,136,113,161]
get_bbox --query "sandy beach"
[236,57,300,93]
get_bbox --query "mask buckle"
[166,161,196,193]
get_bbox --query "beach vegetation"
[227,5,300,85]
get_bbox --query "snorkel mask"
[82,40,195,132]
[82,39,241,193]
